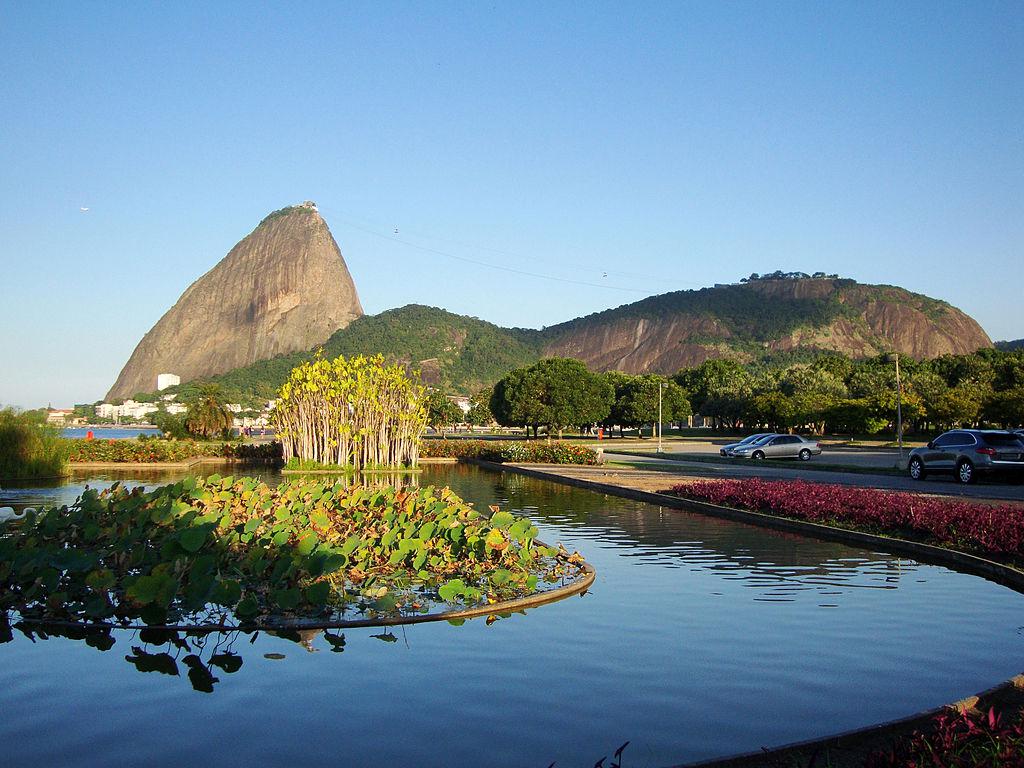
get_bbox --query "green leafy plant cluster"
[274,353,426,469]
[420,439,600,464]
[0,408,69,480]
[0,474,583,627]
[65,439,281,463]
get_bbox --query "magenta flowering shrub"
[672,478,1024,558]
[420,439,600,465]
[866,707,1024,767]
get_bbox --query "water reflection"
[1,609,540,693]
[490,469,911,604]
[0,465,422,512]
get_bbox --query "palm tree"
[185,386,233,439]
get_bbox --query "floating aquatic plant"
[0,474,585,628]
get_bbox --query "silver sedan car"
[728,434,822,461]
[720,432,776,456]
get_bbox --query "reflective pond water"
[2,464,1023,767]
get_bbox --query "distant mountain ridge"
[171,278,991,403]
[540,277,991,374]
[996,339,1024,351]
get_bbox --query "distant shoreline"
[69,423,157,430]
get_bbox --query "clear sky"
[1,1,1021,409]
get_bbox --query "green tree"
[614,375,690,436]
[185,386,234,439]
[779,365,847,433]
[675,358,751,428]
[810,353,854,382]
[426,390,463,436]
[465,388,495,427]
[151,410,190,439]
[601,371,635,436]
[990,351,1024,392]
[491,358,613,438]
[982,387,1024,428]
[906,370,948,430]
[826,398,889,434]
[930,384,984,429]
[931,353,995,389]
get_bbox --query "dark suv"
[908,429,1024,484]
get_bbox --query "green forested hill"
[539,280,857,343]
[169,305,544,403]
[997,339,1024,351]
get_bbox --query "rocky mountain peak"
[106,204,363,400]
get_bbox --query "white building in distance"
[156,373,180,391]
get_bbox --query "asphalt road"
[602,449,1024,503]
[657,439,901,469]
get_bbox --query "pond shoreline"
[471,459,1024,768]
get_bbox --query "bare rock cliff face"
[541,279,991,374]
[107,204,363,399]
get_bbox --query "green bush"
[66,438,281,463]
[0,408,69,480]
[420,439,600,465]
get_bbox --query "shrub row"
[671,478,1024,559]
[420,439,600,465]
[65,439,282,463]
[0,409,68,480]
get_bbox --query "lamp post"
[658,382,668,453]
[894,353,904,464]
[884,352,905,467]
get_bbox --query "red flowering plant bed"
[671,478,1024,562]
[866,707,1024,768]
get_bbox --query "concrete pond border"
[466,458,1024,767]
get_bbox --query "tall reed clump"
[273,354,427,470]
[0,408,69,481]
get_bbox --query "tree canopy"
[490,358,613,437]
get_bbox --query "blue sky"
[1,1,1021,408]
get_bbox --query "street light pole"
[895,353,904,463]
[658,382,667,453]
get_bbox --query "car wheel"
[752,450,765,460]
[956,459,975,485]
[908,457,926,481]
[798,449,811,461]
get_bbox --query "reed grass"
[0,408,69,481]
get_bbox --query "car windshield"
[739,434,768,444]
[751,434,777,445]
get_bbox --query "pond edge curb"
[466,459,1024,767]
